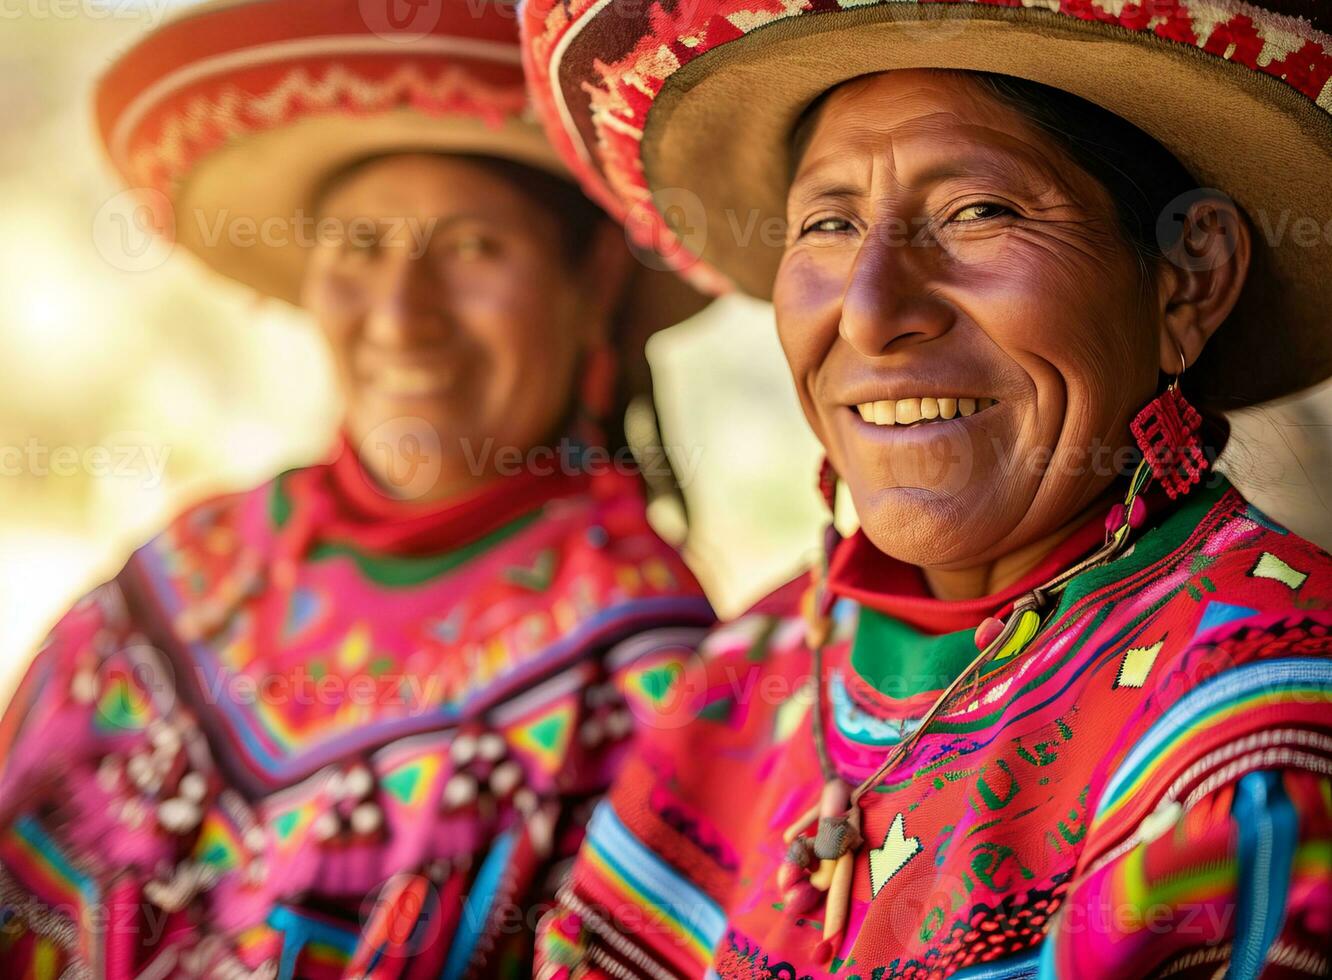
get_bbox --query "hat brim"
[175,109,566,305]
[96,0,709,338]
[629,3,1332,407]
[177,110,707,338]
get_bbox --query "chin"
[851,481,996,567]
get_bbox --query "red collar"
[825,508,1110,635]
[277,434,593,560]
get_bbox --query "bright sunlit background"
[2,1,1330,704]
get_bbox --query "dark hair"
[967,73,1201,268]
[311,151,609,269]
[790,70,1202,272]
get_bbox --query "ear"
[576,219,635,346]
[1156,193,1252,374]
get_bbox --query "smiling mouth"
[851,396,999,427]
[365,364,457,398]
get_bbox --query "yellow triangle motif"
[869,812,922,899]
[1250,552,1308,591]
[1115,639,1165,689]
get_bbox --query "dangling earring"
[578,344,617,422]
[817,456,839,515]
[572,344,617,457]
[814,457,844,605]
[783,459,858,956]
[1130,342,1209,500]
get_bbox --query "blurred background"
[2,1,1331,704]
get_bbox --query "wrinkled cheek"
[773,254,846,439]
[305,273,367,358]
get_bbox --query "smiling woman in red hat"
[521,1,1332,977]
[0,1,716,976]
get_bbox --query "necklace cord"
[814,459,1153,811]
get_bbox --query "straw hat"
[95,0,707,342]
[522,0,1332,407]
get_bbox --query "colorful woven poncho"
[535,477,1332,979]
[0,437,714,978]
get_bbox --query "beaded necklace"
[783,459,1154,962]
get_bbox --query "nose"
[364,247,449,346]
[838,219,953,357]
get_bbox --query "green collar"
[850,476,1232,700]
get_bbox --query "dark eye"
[951,202,1013,223]
[799,216,855,238]
[449,233,493,260]
[338,231,382,260]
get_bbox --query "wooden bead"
[823,851,854,941]
[809,857,836,891]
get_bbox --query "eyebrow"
[791,146,1053,205]
[787,179,865,205]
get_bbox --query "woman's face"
[775,70,1162,568]
[303,154,605,496]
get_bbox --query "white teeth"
[375,366,452,396]
[853,397,997,426]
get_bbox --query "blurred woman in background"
[522,0,1332,976]
[0,1,713,976]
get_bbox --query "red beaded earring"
[1130,343,1209,500]
[817,456,839,514]
[578,344,617,421]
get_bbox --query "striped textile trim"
[581,802,727,966]
[441,826,517,980]
[1095,658,1332,828]
[132,529,711,783]
[1230,771,1298,980]
[952,948,1040,979]
[0,817,102,974]
[1,816,100,915]
[266,905,358,980]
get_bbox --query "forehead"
[317,154,527,215]
[793,70,1072,184]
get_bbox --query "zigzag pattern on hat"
[525,0,1332,288]
[124,62,530,197]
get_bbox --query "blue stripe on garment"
[441,826,517,980]
[266,905,358,980]
[586,802,728,955]
[1099,658,1332,807]
[13,815,100,907]
[1226,771,1297,980]
[952,949,1040,980]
